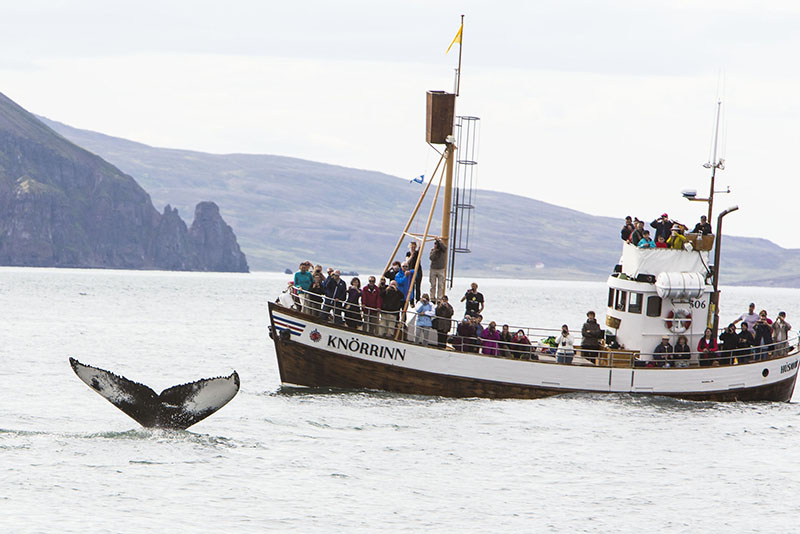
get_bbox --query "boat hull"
[269,304,799,402]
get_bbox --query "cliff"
[0,91,248,272]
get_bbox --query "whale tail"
[69,358,240,430]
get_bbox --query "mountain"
[39,116,800,286]
[0,92,247,272]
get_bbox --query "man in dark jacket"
[629,221,645,245]
[620,216,634,241]
[323,269,347,324]
[434,295,454,348]
[380,281,405,338]
[429,238,448,303]
[580,311,603,364]
[653,336,673,368]
[692,215,712,235]
[650,213,673,242]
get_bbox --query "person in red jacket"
[361,276,383,334]
[697,327,719,367]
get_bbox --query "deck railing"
[280,288,797,369]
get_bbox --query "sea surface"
[2,268,800,533]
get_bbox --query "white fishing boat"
[267,19,799,402]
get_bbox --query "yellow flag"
[446,23,462,54]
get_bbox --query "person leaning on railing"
[772,312,792,356]
[511,329,534,360]
[580,311,603,364]
[434,296,454,349]
[379,280,404,338]
[293,261,314,313]
[718,324,738,366]
[698,328,718,367]
[361,276,382,335]
[753,310,773,361]
[672,335,691,368]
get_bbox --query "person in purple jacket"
[481,321,501,355]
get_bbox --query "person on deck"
[555,324,575,364]
[344,277,363,329]
[307,277,325,317]
[666,225,687,250]
[692,215,712,235]
[698,327,719,366]
[655,235,668,249]
[772,311,792,356]
[455,316,478,353]
[293,261,314,313]
[650,213,674,242]
[673,335,691,368]
[621,216,634,241]
[511,329,534,360]
[405,241,423,306]
[753,310,773,361]
[361,276,382,334]
[395,263,415,303]
[653,335,673,368]
[429,238,447,303]
[414,294,436,346]
[637,230,656,249]
[719,323,739,366]
[379,280,404,338]
[581,311,603,364]
[733,302,759,330]
[498,324,514,357]
[480,321,501,356]
[736,322,755,364]
[434,295,454,348]
[323,269,347,324]
[384,261,401,282]
[461,282,485,318]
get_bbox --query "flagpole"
[456,14,464,96]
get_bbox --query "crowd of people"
[621,213,711,249]
[286,241,794,367]
[641,303,792,367]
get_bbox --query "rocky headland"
[0,91,248,272]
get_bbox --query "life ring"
[666,309,692,333]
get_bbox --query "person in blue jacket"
[394,263,415,302]
[637,230,656,249]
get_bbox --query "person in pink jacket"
[481,321,501,355]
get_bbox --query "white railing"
[278,288,798,369]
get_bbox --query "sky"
[2,1,800,248]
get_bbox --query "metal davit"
[447,115,480,287]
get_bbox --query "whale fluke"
[69,358,240,430]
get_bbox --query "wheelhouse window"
[615,290,627,312]
[646,296,662,317]
[608,288,614,308]
[629,292,643,314]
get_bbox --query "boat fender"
[279,328,292,342]
[666,308,692,333]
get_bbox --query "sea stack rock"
[189,201,249,272]
[0,91,248,272]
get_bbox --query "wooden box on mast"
[426,91,456,144]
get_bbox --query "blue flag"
[410,174,424,184]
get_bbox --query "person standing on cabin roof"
[629,220,645,245]
[293,261,314,313]
[637,230,656,249]
[666,225,687,249]
[693,215,712,235]
[361,276,382,335]
[651,213,674,242]
[621,216,634,241]
[405,241,423,306]
[461,282,484,317]
[429,238,447,303]
[733,302,759,330]
[655,235,668,248]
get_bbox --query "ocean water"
[2,267,800,533]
